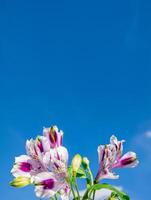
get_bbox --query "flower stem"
[92,190,96,200]
[88,180,97,200]
[70,182,76,199]
[74,179,80,199]
[87,166,94,186]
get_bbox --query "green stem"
[65,176,76,199]
[87,166,94,186]
[89,180,97,199]
[71,182,76,199]
[92,190,96,200]
[74,179,80,199]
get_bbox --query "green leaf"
[67,166,86,180]
[76,168,86,178]
[82,183,130,200]
[91,184,130,200]
[108,192,121,200]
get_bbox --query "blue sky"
[0,0,151,199]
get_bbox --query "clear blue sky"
[0,0,151,199]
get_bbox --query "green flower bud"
[72,154,82,176]
[82,157,90,169]
[10,176,31,188]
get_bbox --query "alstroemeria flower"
[26,136,49,162]
[10,127,139,200]
[43,126,63,148]
[43,146,68,176]
[95,145,119,181]
[95,135,139,181]
[39,145,69,199]
[11,125,70,200]
[11,155,44,178]
[34,172,65,198]
[110,136,139,169]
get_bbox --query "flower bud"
[72,154,82,176]
[82,157,89,169]
[10,176,31,188]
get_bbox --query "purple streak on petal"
[20,162,32,172]
[56,152,60,160]
[101,148,105,161]
[34,146,38,156]
[42,179,55,189]
[49,129,57,148]
[120,157,136,166]
[54,162,60,169]
[37,139,44,153]
[60,135,63,145]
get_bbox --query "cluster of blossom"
[10,125,138,200]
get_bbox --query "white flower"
[95,135,139,181]
[11,125,70,200]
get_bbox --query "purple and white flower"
[34,172,64,198]
[11,155,44,178]
[43,146,68,175]
[10,126,139,200]
[11,125,70,200]
[95,135,139,181]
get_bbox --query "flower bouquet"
[10,125,138,200]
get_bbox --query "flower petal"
[43,146,68,175]
[34,172,64,198]
[113,152,139,168]
[110,135,125,160]
[35,136,50,153]
[11,155,45,178]
[11,155,32,178]
[43,126,63,148]
[26,139,38,159]
[60,184,70,200]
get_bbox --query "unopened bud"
[10,176,31,188]
[72,154,82,176]
[82,157,89,169]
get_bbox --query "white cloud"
[132,131,151,172]
[134,131,151,155]
[145,131,151,138]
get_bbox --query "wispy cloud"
[133,130,151,154]
[145,131,151,138]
